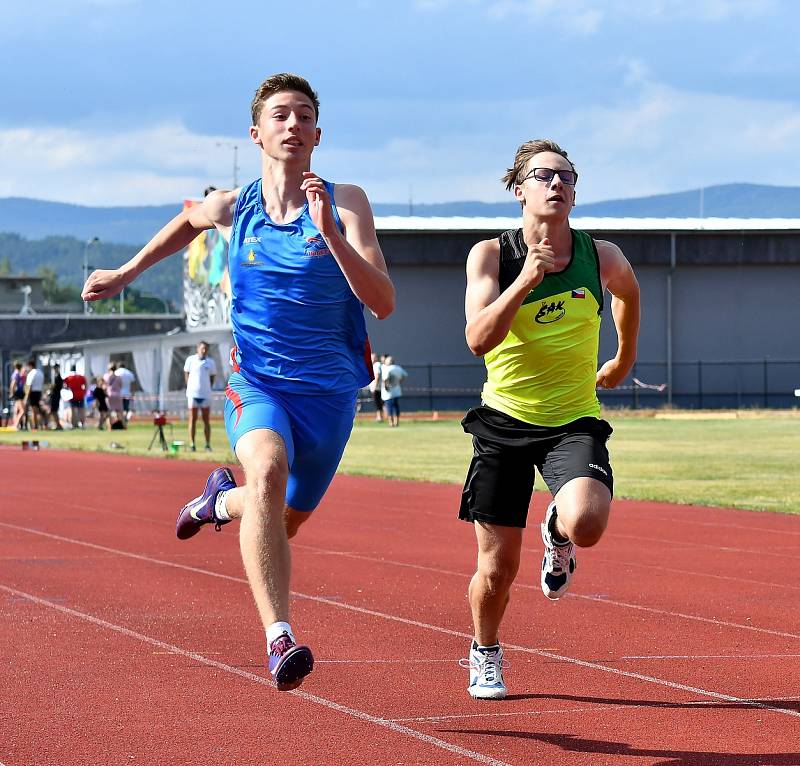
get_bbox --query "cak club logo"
[535,299,566,324]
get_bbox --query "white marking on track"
[620,654,800,660]
[3,521,800,720]
[297,540,800,594]
[0,584,512,766]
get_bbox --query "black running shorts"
[458,405,614,528]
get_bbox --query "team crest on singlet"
[534,299,566,324]
[304,235,332,258]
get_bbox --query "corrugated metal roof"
[373,216,800,232]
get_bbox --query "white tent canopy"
[33,327,234,413]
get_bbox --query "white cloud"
[415,0,774,35]
[2,80,800,207]
[485,0,604,35]
[0,124,257,205]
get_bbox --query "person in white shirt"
[115,363,136,424]
[380,355,408,428]
[368,353,384,422]
[184,341,217,451]
[24,359,45,430]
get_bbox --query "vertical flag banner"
[182,199,231,328]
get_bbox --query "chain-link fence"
[4,358,799,423]
[359,359,800,413]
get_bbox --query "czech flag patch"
[571,288,586,299]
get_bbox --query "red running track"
[1,448,799,765]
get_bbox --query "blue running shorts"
[224,371,358,512]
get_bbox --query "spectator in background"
[92,377,109,430]
[9,361,26,429]
[24,359,45,430]
[64,366,87,428]
[104,364,124,428]
[115,362,136,427]
[47,364,64,430]
[381,355,408,428]
[184,340,217,451]
[368,353,384,422]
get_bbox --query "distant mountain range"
[1,183,798,245]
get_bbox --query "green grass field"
[2,410,798,514]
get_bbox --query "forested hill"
[0,233,179,305]
[1,183,798,247]
[2,182,798,304]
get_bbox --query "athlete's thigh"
[285,390,358,512]
[554,475,612,530]
[473,520,524,574]
[224,372,295,464]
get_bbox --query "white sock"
[267,621,295,647]
[214,490,230,521]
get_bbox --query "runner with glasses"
[457,139,640,699]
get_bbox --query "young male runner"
[82,73,395,691]
[459,139,640,699]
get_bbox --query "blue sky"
[1,0,798,207]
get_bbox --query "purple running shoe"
[269,633,314,691]
[176,467,236,540]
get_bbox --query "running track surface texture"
[2,449,799,766]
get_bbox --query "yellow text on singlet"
[481,228,604,426]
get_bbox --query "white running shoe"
[460,642,508,700]
[540,501,576,600]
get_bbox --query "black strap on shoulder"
[498,229,527,293]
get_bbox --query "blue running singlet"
[228,178,372,394]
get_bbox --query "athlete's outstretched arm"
[81,190,237,302]
[302,173,395,320]
[465,237,555,356]
[596,240,640,389]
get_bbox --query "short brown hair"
[251,73,320,125]
[502,139,575,191]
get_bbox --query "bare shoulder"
[203,188,239,226]
[594,238,625,262]
[594,237,627,274]
[332,183,372,216]
[594,238,637,291]
[467,237,500,272]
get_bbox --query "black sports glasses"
[520,167,578,186]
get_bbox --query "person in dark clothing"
[92,378,109,430]
[47,364,64,430]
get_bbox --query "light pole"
[216,141,239,188]
[83,237,99,315]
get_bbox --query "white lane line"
[601,533,800,560]
[389,695,800,724]
[390,704,645,723]
[3,522,800,720]
[620,654,800,660]
[296,540,800,595]
[568,593,800,641]
[589,556,800,593]
[316,659,456,664]
[621,516,800,538]
[294,543,800,641]
[0,584,512,766]
[7,522,796,642]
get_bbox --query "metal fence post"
[698,360,703,409]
